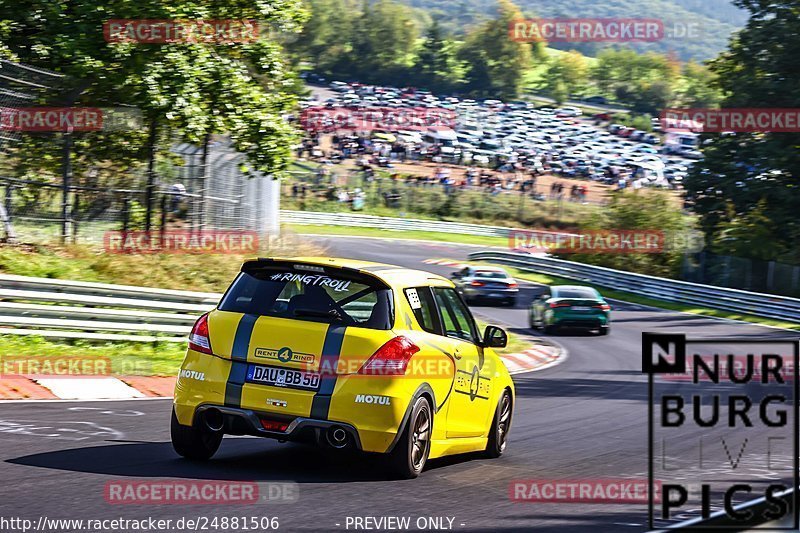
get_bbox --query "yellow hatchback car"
[171,257,515,478]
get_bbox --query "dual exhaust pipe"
[201,408,351,449]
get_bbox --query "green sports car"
[529,285,611,335]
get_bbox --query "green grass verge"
[475,319,531,355]
[0,236,325,292]
[0,326,531,377]
[286,223,509,248]
[0,336,187,376]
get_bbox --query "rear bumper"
[463,288,518,300]
[194,404,364,450]
[554,317,609,328]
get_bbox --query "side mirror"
[451,271,461,278]
[541,294,550,301]
[483,325,507,348]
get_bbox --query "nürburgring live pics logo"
[643,332,799,529]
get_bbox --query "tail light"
[189,313,213,355]
[593,303,611,311]
[508,282,518,288]
[549,302,571,308]
[358,336,420,376]
[470,280,485,287]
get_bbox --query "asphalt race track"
[1,235,798,532]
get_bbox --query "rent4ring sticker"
[644,333,799,530]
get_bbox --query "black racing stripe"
[310,324,347,420]
[224,314,258,408]
[232,314,258,361]
[224,362,248,407]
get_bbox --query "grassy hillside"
[401,0,745,60]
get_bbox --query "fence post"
[144,117,157,233]
[159,194,167,243]
[71,188,80,241]
[121,196,130,232]
[0,183,16,243]
[61,130,73,244]
[767,261,775,291]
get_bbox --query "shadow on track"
[513,376,648,402]
[7,439,484,483]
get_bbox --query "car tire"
[171,408,223,460]
[599,326,610,336]
[387,396,432,479]
[485,389,512,458]
[506,298,517,307]
[544,324,557,335]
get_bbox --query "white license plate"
[246,365,321,391]
[572,306,591,311]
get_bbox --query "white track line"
[34,377,145,400]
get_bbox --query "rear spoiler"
[241,258,392,289]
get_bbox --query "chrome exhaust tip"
[202,408,225,432]
[326,426,349,449]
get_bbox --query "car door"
[432,287,494,438]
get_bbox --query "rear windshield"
[218,266,394,329]
[554,288,599,299]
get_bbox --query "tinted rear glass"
[554,288,599,299]
[219,266,393,329]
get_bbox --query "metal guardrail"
[0,274,218,342]
[466,251,800,323]
[281,210,571,239]
[0,274,377,342]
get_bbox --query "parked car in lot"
[451,266,519,306]
[529,285,611,335]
